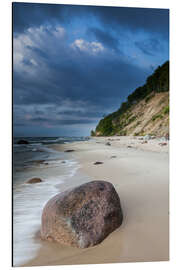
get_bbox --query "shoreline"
[24,136,169,266]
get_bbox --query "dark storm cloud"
[14,116,96,127]
[14,123,26,127]
[13,2,64,33]
[13,3,169,39]
[90,6,169,39]
[58,110,103,118]
[13,3,169,136]
[14,41,148,107]
[31,117,95,125]
[13,20,149,108]
[13,3,92,34]
[135,38,161,56]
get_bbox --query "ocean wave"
[13,177,64,266]
[13,155,81,266]
[28,143,42,146]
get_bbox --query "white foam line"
[13,157,80,266]
[13,176,64,266]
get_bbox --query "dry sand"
[24,136,169,266]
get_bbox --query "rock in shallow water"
[41,180,123,248]
[17,139,29,144]
[26,177,43,184]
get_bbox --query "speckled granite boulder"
[41,180,123,248]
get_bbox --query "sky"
[13,3,169,137]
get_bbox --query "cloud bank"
[13,3,169,136]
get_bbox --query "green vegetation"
[134,132,139,136]
[95,116,113,136]
[91,130,96,136]
[127,61,169,104]
[133,129,145,136]
[132,120,141,129]
[118,130,127,136]
[128,116,136,124]
[151,105,169,122]
[163,105,169,114]
[93,61,169,136]
[145,93,155,103]
[152,114,163,121]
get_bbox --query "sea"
[13,136,90,266]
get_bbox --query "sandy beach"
[23,136,169,266]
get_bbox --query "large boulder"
[41,180,123,248]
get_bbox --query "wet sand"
[24,136,169,266]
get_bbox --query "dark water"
[13,136,90,170]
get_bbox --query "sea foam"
[13,159,79,266]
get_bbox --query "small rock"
[144,135,151,140]
[61,161,66,164]
[26,177,43,184]
[159,142,167,146]
[160,136,166,141]
[141,140,148,144]
[105,142,111,146]
[93,161,104,165]
[33,160,46,164]
[17,139,29,145]
[41,180,123,248]
[127,145,132,148]
[165,133,169,140]
[64,150,75,152]
[110,156,117,159]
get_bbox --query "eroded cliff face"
[93,61,169,137]
[110,92,169,136]
[94,92,169,137]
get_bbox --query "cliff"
[92,61,169,137]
